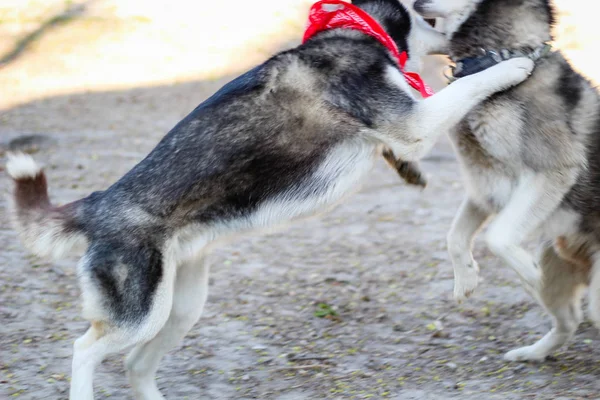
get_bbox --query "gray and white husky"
[414,0,600,362]
[5,0,532,398]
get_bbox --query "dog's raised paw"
[489,57,535,89]
[504,346,547,363]
[503,57,535,85]
[453,265,479,303]
[507,57,535,74]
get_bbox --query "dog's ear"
[351,0,411,13]
[350,0,400,6]
[351,0,400,6]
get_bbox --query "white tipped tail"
[7,153,87,260]
[7,153,42,179]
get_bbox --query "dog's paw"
[397,161,427,188]
[382,149,427,188]
[453,262,480,303]
[487,57,535,89]
[504,345,548,362]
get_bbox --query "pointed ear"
[352,0,405,8]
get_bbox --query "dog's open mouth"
[424,18,436,28]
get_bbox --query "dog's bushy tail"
[6,153,87,260]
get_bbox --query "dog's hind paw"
[504,346,548,362]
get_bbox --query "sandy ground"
[1,1,600,399]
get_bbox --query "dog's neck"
[358,2,412,55]
[444,0,553,61]
[309,6,410,55]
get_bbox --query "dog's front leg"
[396,58,534,161]
[447,197,490,301]
[484,170,578,298]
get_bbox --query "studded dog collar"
[446,43,552,81]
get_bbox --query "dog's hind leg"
[484,170,578,298]
[505,243,585,362]
[504,302,582,362]
[554,236,592,269]
[71,246,177,399]
[587,255,600,330]
[554,238,600,330]
[125,255,210,400]
[70,322,159,400]
[70,323,106,400]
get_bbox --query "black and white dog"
[6,0,532,398]
[414,0,600,362]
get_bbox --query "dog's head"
[413,0,555,51]
[412,0,477,19]
[413,0,555,31]
[351,0,449,72]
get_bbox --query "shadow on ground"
[0,0,90,68]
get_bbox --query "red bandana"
[302,0,434,98]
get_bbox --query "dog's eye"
[424,18,436,27]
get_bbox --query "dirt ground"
[1,1,600,399]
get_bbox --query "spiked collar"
[303,0,434,98]
[446,43,552,81]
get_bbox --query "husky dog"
[6,0,532,398]
[414,0,600,361]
